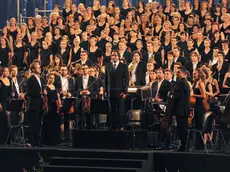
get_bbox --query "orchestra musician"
[105,50,129,130]
[42,73,61,145]
[9,65,25,99]
[172,66,191,152]
[75,50,93,67]
[26,61,44,146]
[129,51,146,86]
[151,68,172,148]
[0,67,13,144]
[55,64,74,141]
[73,64,99,129]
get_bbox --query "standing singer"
[26,61,44,146]
[105,50,129,130]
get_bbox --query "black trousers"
[27,110,42,146]
[176,116,188,151]
[109,98,126,129]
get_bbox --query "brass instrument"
[70,59,82,74]
[128,61,137,72]
[128,61,137,86]
[100,65,106,74]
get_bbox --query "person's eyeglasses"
[111,54,117,56]
[82,68,88,70]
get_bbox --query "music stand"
[61,97,76,113]
[8,99,24,114]
[90,98,109,114]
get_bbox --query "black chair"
[125,109,143,130]
[4,111,28,146]
[186,111,214,153]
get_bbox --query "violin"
[83,95,91,113]
[188,96,196,127]
[42,89,49,113]
[56,93,62,113]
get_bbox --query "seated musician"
[73,64,99,129]
[129,51,146,86]
[152,68,172,103]
[55,64,74,141]
[151,68,172,148]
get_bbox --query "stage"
[0,146,230,172]
[0,129,230,172]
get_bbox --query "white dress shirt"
[83,75,89,89]
[34,74,41,88]
[60,76,69,91]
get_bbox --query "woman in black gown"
[39,41,53,69]
[0,67,12,144]
[191,68,207,150]
[0,37,11,67]
[42,73,61,145]
[12,33,26,70]
[26,32,40,65]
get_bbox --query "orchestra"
[0,0,229,152]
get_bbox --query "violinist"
[55,64,74,141]
[9,65,25,99]
[26,61,44,147]
[41,73,61,145]
[73,64,99,129]
[0,67,13,144]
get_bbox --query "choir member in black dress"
[69,37,81,64]
[12,33,27,70]
[104,42,112,64]
[25,32,40,65]
[26,62,44,146]
[39,41,53,69]
[0,37,11,67]
[222,67,230,94]
[0,67,12,144]
[57,40,71,66]
[88,36,103,64]
[191,68,207,150]
[27,17,36,34]
[42,73,61,145]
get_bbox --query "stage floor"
[0,145,230,172]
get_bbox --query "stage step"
[43,165,142,172]
[56,149,149,160]
[49,157,147,168]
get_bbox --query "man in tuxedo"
[164,68,176,87]
[129,51,146,86]
[74,64,99,129]
[172,66,190,152]
[9,65,25,99]
[152,68,172,103]
[76,50,93,67]
[187,51,202,78]
[172,46,187,67]
[105,50,129,130]
[55,64,74,140]
[118,41,131,64]
[143,41,162,68]
[145,62,154,86]
[26,61,44,146]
